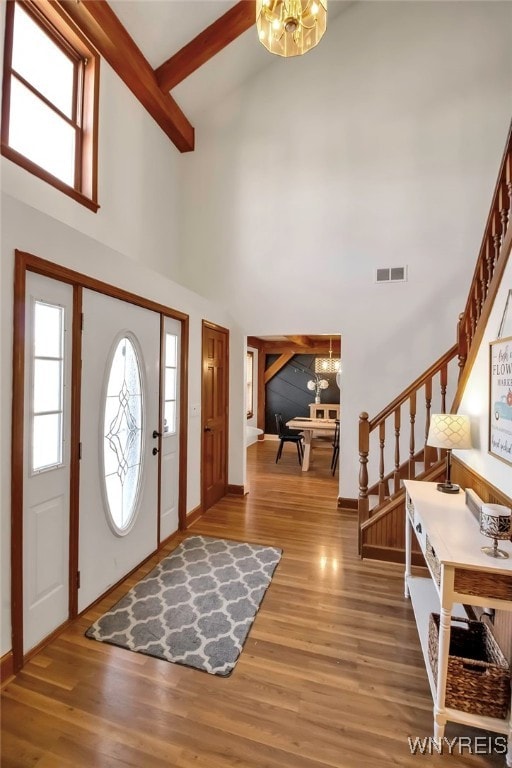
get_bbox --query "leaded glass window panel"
[103,336,144,533]
[163,333,178,435]
[31,300,64,472]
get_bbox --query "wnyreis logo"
[407,736,508,756]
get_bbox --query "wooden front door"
[201,321,229,511]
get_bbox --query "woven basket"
[428,614,510,719]
[425,537,441,587]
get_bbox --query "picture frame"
[489,336,512,466]
[497,289,512,338]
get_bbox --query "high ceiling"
[109,1,352,122]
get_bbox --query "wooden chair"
[331,419,340,475]
[275,413,304,466]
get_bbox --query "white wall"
[456,255,512,498]
[177,1,512,498]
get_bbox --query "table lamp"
[480,504,511,559]
[426,413,472,493]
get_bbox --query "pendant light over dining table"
[315,336,340,374]
[256,0,327,57]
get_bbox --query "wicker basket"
[425,537,441,587]
[428,614,510,719]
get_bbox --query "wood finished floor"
[1,441,506,767]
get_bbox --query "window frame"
[246,350,254,419]
[1,0,99,211]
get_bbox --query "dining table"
[286,417,337,472]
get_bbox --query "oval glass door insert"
[103,336,144,533]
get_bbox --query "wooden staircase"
[358,121,512,561]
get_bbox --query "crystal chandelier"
[256,0,327,57]
[315,337,340,373]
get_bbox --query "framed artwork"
[489,336,512,465]
[498,289,512,338]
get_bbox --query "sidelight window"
[31,300,65,472]
[163,333,178,434]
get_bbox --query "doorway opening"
[245,334,341,481]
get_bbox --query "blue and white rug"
[85,535,282,676]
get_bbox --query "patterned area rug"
[85,535,282,676]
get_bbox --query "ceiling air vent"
[375,266,407,283]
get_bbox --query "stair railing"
[358,121,512,531]
[358,344,458,525]
[458,122,512,372]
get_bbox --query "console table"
[404,480,512,765]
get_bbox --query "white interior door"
[78,291,160,612]
[160,317,181,541]
[23,273,72,653]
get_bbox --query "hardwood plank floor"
[1,441,506,767]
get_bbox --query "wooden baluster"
[408,391,416,479]
[492,210,502,268]
[358,412,370,526]
[499,180,509,242]
[457,313,467,379]
[478,259,486,314]
[378,421,386,504]
[394,406,401,494]
[469,296,476,340]
[505,152,512,241]
[474,290,480,331]
[485,234,494,287]
[424,378,432,471]
[440,364,447,413]
[465,316,471,361]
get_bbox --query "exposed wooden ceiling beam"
[155,1,256,92]
[247,336,263,350]
[264,353,294,384]
[55,0,194,152]
[286,335,315,347]
[259,341,341,355]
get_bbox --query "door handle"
[204,425,212,432]
[152,447,159,456]
[152,429,162,439]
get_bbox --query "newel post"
[358,412,370,524]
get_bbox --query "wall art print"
[489,335,512,466]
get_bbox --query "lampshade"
[315,336,340,373]
[427,414,472,450]
[256,0,327,57]
[314,357,340,373]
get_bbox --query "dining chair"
[331,419,340,475]
[275,413,304,466]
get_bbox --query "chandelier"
[315,337,340,373]
[256,0,327,57]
